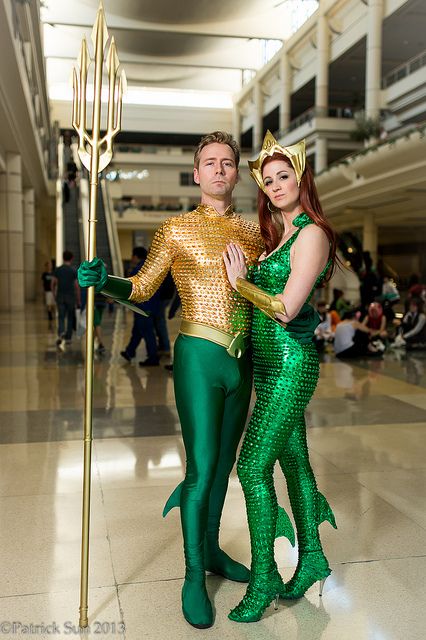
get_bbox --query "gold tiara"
[248,130,306,191]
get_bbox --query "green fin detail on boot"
[275,505,296,546]
[162,481,183,517]
[317,492,337,529]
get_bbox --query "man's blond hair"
[194,131,240,169]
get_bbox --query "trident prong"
[72,2,123,174]
[71,1,124,630]
[98,37,126,172]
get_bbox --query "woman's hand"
[275,293,288,324]
[222,243,248,290]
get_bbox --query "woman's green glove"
[78,257,108,292]
[285,303,321,344]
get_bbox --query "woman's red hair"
[257,153,338,279]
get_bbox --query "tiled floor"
[0,305,425,639]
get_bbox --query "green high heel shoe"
[182,570,213,629]
[281,550,331,600]
[228,570,285,623]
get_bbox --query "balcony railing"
[272,105,354,141]
[11,0,54,176]
[383,50,426,88]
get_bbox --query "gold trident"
[72,1,125,628]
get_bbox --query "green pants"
[167,334,252,576]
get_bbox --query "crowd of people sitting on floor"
[315,272,426,359]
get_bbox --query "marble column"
[279,53,291,134]
[365,0,384,120]
[0,152,24,310]
[315,137,328,174]
[315,11,329,117]
[253,82,263,151]
[232,104,241,146]
[23,188,36,301]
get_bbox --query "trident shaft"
[72,1,125,628]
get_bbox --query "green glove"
[285,303,321,344]
[78,258,132,300]
[78,257,108,292]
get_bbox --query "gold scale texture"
[129,204,263,334]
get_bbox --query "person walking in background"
[359,251,382,312]
[154,270,174,356]
[120,247,161,366]
[52,250,80,350]
[41,260,55,329]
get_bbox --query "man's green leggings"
[164,333,252,576]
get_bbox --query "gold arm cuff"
[236,277,286,320]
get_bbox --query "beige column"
[232,104,241,146]
[0,153,24,310]
[279,53,291,133]
[23,188,36,301]
[363,212,378,264]
[365,0,384,120]
[253,82,263,151]
[315,11,329,116]
[315,137,328,174]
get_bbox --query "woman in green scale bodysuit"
[223,131,338,623]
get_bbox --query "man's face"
[193,143,238,200]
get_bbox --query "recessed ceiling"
[100,0,266,24]
[42,0,319,98]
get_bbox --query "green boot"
[204,536,250,583]
[182,568,213,629]
[281,550,331,599]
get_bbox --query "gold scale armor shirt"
[129,204,263,335]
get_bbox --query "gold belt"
[179,320,250,359]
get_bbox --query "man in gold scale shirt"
[78,132,263,629]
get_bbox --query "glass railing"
[383,50,426,88]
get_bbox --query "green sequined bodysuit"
[229,213,337,621]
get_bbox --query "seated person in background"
[329,288,352,319]
[407,274,426,306]
[334,309,381,358]
[330,309,341,333]
[379,276,400,323]
[314,301,334,352]
[362,302,388,340]
[393,299,426,350]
